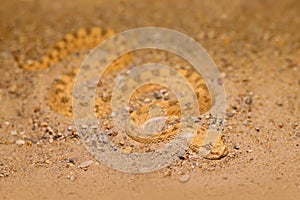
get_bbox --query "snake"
[13,27,228,160]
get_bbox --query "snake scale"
[14,27,228,160]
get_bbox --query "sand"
[0,0,299,199]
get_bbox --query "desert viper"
[14,27,228,159]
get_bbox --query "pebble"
[46,127,54,134]
[68,158,76,164]
[242,120,248,126]
[179,174,190,183]
[119,139,125,146]
[247,149,254,153]
[10,130,18,136]
[163,93,169,100]
[40,122,48,127]
[67,172,76,181]
[106,129,116,136]
[122,146,133,154]
[226,112,235,117]
[292,123,298,129]
[154,91,162,99]
[67,126,73,131]
[245,96,253,105]
[160,89,168,94]
[69,175,76,181]
[144,98,151,103]
[78,160,94,169]
[16,139,25,145]
[205,114,211,119]
[234,145,240,150]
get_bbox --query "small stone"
[163,93,169,100]
[119,139,125,146]
[160,89,168,94]
[247,112,252,118]
[67,126,73,131]
[245,97,252,105]
[67,173,76,181]
[226,112,235,117]
[247,149,253,153]
[10,130,18,136]
[16,139,25,145]
[242,120,248,126]
[179,174,190,183]
[32,123,38,131]
[234,145,240,150]
[46,127,54,134]
[144,98,151,103]
[68,158,76,164]
[106,129,117,136]
[49,138,54,143]
[153,91,162,99]
[40,122,48,127]
[57,132,63,137]
[291,123,298,130]
[78,160,94,169]
[128,106,135,113]
[4,121,10,126]
[177,171,184,175]
[122,146,132,154]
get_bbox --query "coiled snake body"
[14,27,228,160]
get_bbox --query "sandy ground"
[0,0,300,199]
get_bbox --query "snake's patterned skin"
[14,27,228,160]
